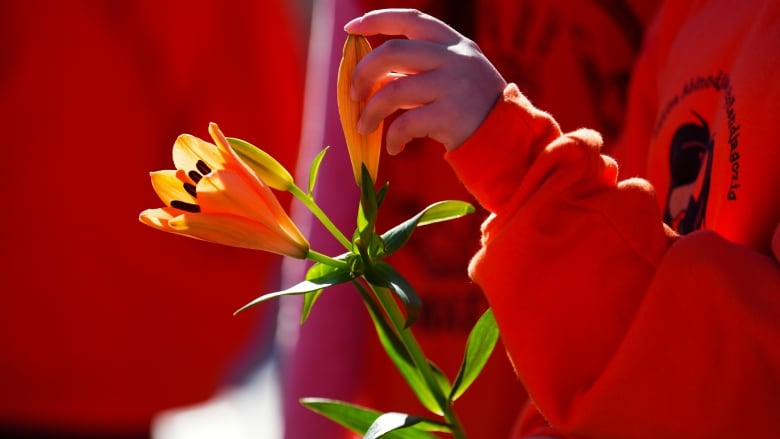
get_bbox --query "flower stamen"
[188,171,203,183]
[196,160,212,175]
[183,183,197,198]
[170,200,200,213]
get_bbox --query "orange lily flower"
[338,34,383,186]
[139,123,309,258]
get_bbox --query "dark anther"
[171,200,200,213]
[188,170,203,183]
[183,183,197,198]
[196,160,212,175]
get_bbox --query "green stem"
[369,283,467,439]
[306,249,348,269]
[290,184,352,250]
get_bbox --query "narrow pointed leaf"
[357,165,378,245]
[376,181,389,208]
[368,233,385,259]
[299,262,329,323]
[353,282,412,364]
[415,200,475,227]
[380,200,475,257]
[300,289,323,324]
[427,361,452,399]
[306,256,352,280]
[364,261,421,328]
[354,282,441,415]
[449,308,499,402]
[308,146,330,195]
[299,258,354,323]
[364,412,432,439]
[301,398,439,439]
[234,263,353,315]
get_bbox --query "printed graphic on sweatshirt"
[663,111,713,234]
[654,71,743,234]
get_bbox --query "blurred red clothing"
[447,0,780,437]
[0,1,305,435]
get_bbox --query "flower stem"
[368,283,467,439]
[306,249,348,269]
[290,184,353,250]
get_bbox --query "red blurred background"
[0,1,308,436]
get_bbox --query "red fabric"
[475,0,661,145]
[0,1,304,433]
[446,0,780,437]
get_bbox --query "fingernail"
[343,17,360,32]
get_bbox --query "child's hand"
[345,9,507,154]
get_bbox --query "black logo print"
[664,111,714,234]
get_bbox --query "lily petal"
[139,207,307,257]
[197,169,308,250]
[196,169,273,221]
[139,207,180,229]
[168,212,308,257]
[172,134,225,176]
[208,123,253,175]
[150,170,197,207]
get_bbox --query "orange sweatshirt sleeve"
[445,84,780,438]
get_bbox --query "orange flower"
[139,123,309,258]
[338,34,383,186]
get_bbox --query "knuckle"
[384,75,405,95]
[382,38,406,53]
[390,111,413,135]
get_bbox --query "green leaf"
[353,282,441,415]
[307,146,330,195]
[427,361,452,399]
[365,412,448,439]
[354,282,412,364]
[299,258,354,323]
[306,256,351,280]
[364,262,421,328]
[300,289,323,325]
[357,164,378,246]
[234,263,353,315]
[376,181,390,208]
[414,200,475,226]
[368,233,386,259]
[380,200,475,257]
[300,398,441,439]
[449,308,499,402]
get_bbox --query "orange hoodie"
[446,0,780,438]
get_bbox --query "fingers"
[358,71,438,135]
[350,38,446,101]
[343,8,505,155]
[377,68,503,154]
[344,8,463,45]
[384,103,454,155]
